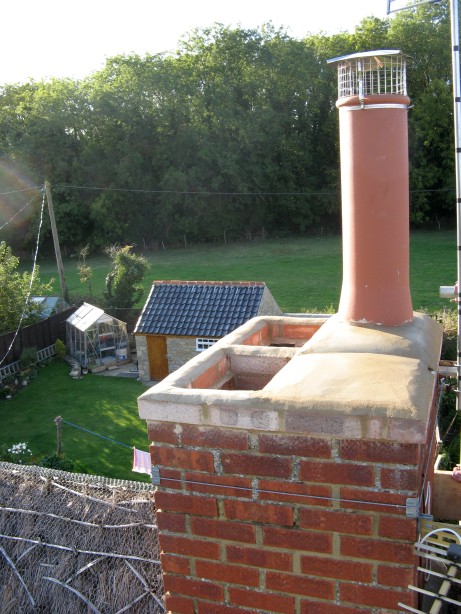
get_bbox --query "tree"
[77,244,93,299]
[0,241,54,334]
[103,245,149,310]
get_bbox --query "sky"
[1,0,393,85]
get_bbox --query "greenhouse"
[66,303,128,369]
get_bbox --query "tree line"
[0,2,455,254]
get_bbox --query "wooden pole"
[54,415,62,455]
[45,181,69,304]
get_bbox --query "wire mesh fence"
[0,462,165,613]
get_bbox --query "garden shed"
[134,280,281,381]
[66,303,128,369]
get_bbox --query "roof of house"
[135,281,267,337]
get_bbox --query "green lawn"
[0,361,151,482]
[36,230,457,313]
[7,230,457,480]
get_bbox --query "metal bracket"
[151,466,160,485]
[406,497,420,518]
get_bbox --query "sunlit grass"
[7,230,458,479]
[35,230,457,313]
[1,361,150,482]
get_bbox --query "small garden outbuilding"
[66,303,128,369]
[134,280,281,382]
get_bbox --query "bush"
[19,346,37,369]
[0,442,33,464]
[39,452,87,473]
[55,338,66,361]
[437,379,461,470]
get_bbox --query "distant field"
[35,230,457,313]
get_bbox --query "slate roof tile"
[135,281,266,337]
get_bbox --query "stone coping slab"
[299,312,441,370]
[138,313,443,442]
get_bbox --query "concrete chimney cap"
[327,49,404,65]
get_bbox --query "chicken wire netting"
[0,462,165,613]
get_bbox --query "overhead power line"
[0,194,40,232]
[0,189,46,367]
[0,186,43,196]
[55,183,455,197]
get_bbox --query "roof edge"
[151,280,266,286]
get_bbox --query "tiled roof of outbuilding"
[134,281,266,337]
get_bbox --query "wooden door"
[146,335,169,380]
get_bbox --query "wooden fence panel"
[0,306,75,365]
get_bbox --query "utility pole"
[45,181,69,304]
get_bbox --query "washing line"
[60,419,132,450]
[59,418,421,513]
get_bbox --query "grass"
[35,230,457,313]
[7,230,457,479]
[0,361,151,482]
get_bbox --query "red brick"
[243,326,270,346]
[229,586,295,614]
[159,534,220,560]
[300,460,375,487]
[156,511,186,533]
[259,434,331,458]
[155,491,217,517]
[185,472,252,498]
[191,358,228,389]
[340,439,421,465]
[263,527,332,554]
[161,553,190,574]
[266,571,334,600]
[340,583,413,610]
[226,545,292,571]
[221,453,292,478]
[341,535,414,564]
[300,508,372,535]
[381,467,420,492]
[223,499,293,526]
[196,560,259,587]
[164,575,224,602]
[300,602,369,614]
[191,517,256,544]
[378,564,416,588]
[379,516,418,541]
[182,425,249,450]
[340,487,408,514]
[147,422,179,445]
[280,323,320,339]
[153,446,214,472]
[191,356,229,389]
[198,602,253,614]
[165,594,194,614]
[258,480,332,506]
[301,554,372,582]
[158,468,182,490]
